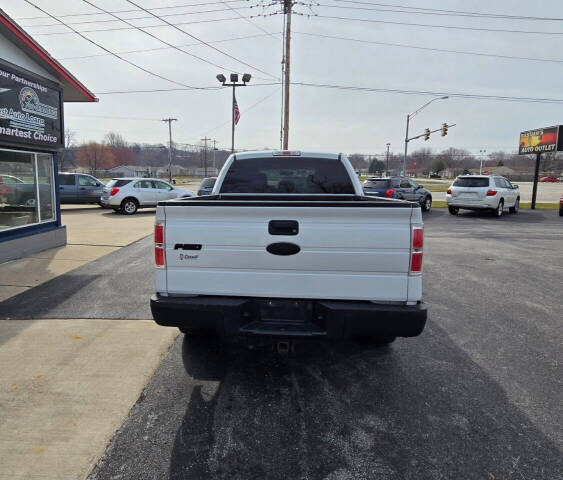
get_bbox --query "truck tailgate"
[162,203,415,302]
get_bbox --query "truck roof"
[232,150,342,160]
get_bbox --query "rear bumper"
[446,198,497,209]
[150,294,427,338]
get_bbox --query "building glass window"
[0,148,56,232]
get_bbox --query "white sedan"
[100,178,193,214]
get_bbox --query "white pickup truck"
[151,151,427,344]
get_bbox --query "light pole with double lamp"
[403,96,448,176]
[216,73,251,152]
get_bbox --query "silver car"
[446,175,520,217]
[100,178,193,214]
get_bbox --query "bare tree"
[76,142,116,173]
[58,128,76,171]
[104,132,126,149]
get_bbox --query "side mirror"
[513,184,519,189]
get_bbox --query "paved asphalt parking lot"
[2,209,561,479]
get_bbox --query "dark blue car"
[363,177,432,211]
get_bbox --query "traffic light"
[441,123,448,136]
[424,128,430,141]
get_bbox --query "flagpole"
[231,84,235,153]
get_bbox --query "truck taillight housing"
[110,188,119,196]
[154,222,165,268]
[385,189,394,198]
[410,225,423,274]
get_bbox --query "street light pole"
[162,118,177,183]
[403,96,448,177]
[479,149,487,174]
[216,73,251,153]
[386,142,390,175]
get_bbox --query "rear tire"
[448,206,459,215]
[494,200,504,217]
[559,207,563,217]
[422,196,432,212]
[509,198,519,214]
[120,198,138,215]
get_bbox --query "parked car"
[0,174,51,207]
[559,193,563,217]
[363,177,432,211]
[539,177,558,183]
[197,177,217,196]
[58,173,105,205]
[151,150,427,345]
[446,175,519,217]
[100,178,193,214]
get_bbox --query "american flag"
[233,96,241,125]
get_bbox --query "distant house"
[108,165,155,177]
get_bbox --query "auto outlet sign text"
[0,65,62,149]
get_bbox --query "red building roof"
[0,8,96,102]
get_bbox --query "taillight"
[385,189,394,198]
[154,224,164,244]
[486,190,497,196]
[446,188,452,195]
[110,188,119,196]
[154,222,165,268]
[410,225,423,274]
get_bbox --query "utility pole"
[282,0,292,150]
[212,139,218,173]
[479,149,487,174]
[201,137,210,177]
[162,118,177,183]
[386,143,390,175]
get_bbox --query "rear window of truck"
[453,177,489,187]
[220,157,355,194]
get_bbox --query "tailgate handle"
[174,244,202,251]
[269,220,298,236]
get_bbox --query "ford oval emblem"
[266,242,300,256]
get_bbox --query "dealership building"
[0,8,96,263]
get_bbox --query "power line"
[95,80,563,104]
[293,31,563,64]
[58,33,278,61]
[307,14,563,35]
[123,0,279,79]
[80,0,257,76]
[22,0,206,90]
[220,1,280,39]
[322,0,563,21]
[292,81,563,103]
[32,15,253,36]
[16,0,245,20]
[327,0,563,21]
[22,5,253,28]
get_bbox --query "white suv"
[100,178,193,214]
[446,175,520,217]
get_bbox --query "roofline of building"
[0,8,97,103]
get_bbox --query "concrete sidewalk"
[0,207,155,302]
[0,319,177,480]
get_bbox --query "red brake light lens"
[385,189,394,198]
[154,224,164,244]
[486,190,497,196]
[412,227,423,249]
[110,188,119,196]
[410,252,423,272]
[154,247,165,267]
[446,188,452,195]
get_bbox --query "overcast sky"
[2,0,562,155]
